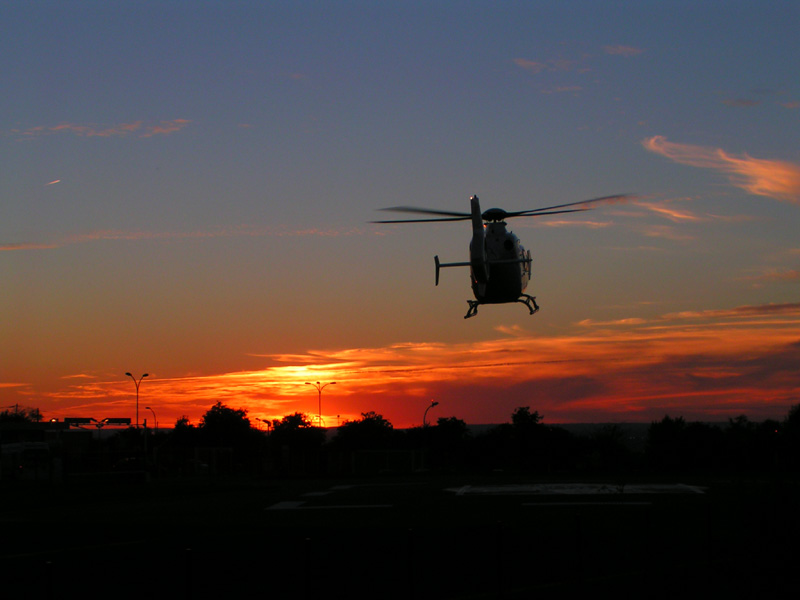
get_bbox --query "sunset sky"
[2,1,799,429]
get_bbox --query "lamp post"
[423,400,439,427]
[125,372,148,429]
[146,406,157,433]
[305,381,336,428]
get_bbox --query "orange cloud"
[40,304,800,427]
[140,119,191,137]
[662,303,800,320]
[643,136,800,204]
[636,201,704,222]
[535,219,611,229]
[0,242,59,251]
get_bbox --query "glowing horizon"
[24,302,799,429]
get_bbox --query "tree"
[267,412,327,475]
[199,402,254,446]
[435,416,469,439]
[270,412,326,447]
[0,406,43,423]
[428,416,471,470]
[169,414,198,446]
[272,412,315,433]
[511,406,543,429]
[646,415,723,472]
[333,411,395,449]
[585,424,635,473]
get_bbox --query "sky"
[2,1,799,429]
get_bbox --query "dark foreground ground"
[3,472,798,599]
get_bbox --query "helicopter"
[373,194,631,319]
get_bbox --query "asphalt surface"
[3,473,798,599]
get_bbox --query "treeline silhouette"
[29,401,799,479]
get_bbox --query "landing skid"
[465,300,480,319]
[464,295,540,319]
[519,294,540,315]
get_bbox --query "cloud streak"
[15,119,191,139]
[1,225,364,252]
[643,136,800,204]
[513,57,576,74]
[603,45,644,56]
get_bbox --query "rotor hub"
[481,208,508,222]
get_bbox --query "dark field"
[3,473,798,599]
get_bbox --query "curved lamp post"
[145,406,157,432]
[305,381,336,428]
[125,372,148,429]
[423,400,439,427]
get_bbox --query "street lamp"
[146,406,157,432]
[305,381,336,428]
[125,372,149,429]
[423,400,439,427]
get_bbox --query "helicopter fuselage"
[470,221,531,304]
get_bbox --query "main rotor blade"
[513,208,591,217]
[377,206,471,218]
[370,216,471,224]
[508,194,634,217]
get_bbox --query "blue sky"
[2,1,799,427]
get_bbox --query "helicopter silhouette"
[373,194,631,319]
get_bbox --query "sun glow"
[40,303,800,428]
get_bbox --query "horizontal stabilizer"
[435,255,471,286]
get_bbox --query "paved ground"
[3,474,798,598]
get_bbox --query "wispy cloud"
[0,242,59,252]
[660,302,800,320]
[513,57,577,74]
[15,119,191,139]
[535,219,611,229]
[743,269,800,287]
[1,225,364,252]
[639,224,696,241]
[603,45,644,57]
[577,318,648,327]
[635,200,705,223]
[540,86,583,95]
[140,120,191,137]
[643,136,800,204]
[722,98,760,108]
